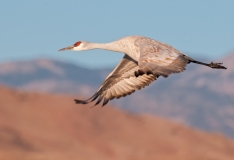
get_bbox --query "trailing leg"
[184,55,227,69]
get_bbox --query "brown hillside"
[0,86,234,160]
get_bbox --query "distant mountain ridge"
[0,53,233,137]
[0,59,105,94]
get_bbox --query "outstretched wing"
[75,55,156,106]
[136,39,188,77]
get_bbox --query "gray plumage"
[59,36,227,106]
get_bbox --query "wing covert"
[136,40,188,77]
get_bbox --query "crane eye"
[74,41,82,47]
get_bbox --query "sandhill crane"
[59,36,226,106]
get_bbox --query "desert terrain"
[0,85,234,160]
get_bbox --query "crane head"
[59,41,86,51]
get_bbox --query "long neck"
[87,41,126,53]
[84,40,139,61]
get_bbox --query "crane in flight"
[59,36,226,106]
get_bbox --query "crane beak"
[58,45,74,51]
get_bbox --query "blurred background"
[0,0,234,159]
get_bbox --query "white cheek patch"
[79,43,84,48]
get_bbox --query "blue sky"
[1,0,234,68]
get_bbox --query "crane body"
[59,36,226,106]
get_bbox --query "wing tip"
[74,99,89,104]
